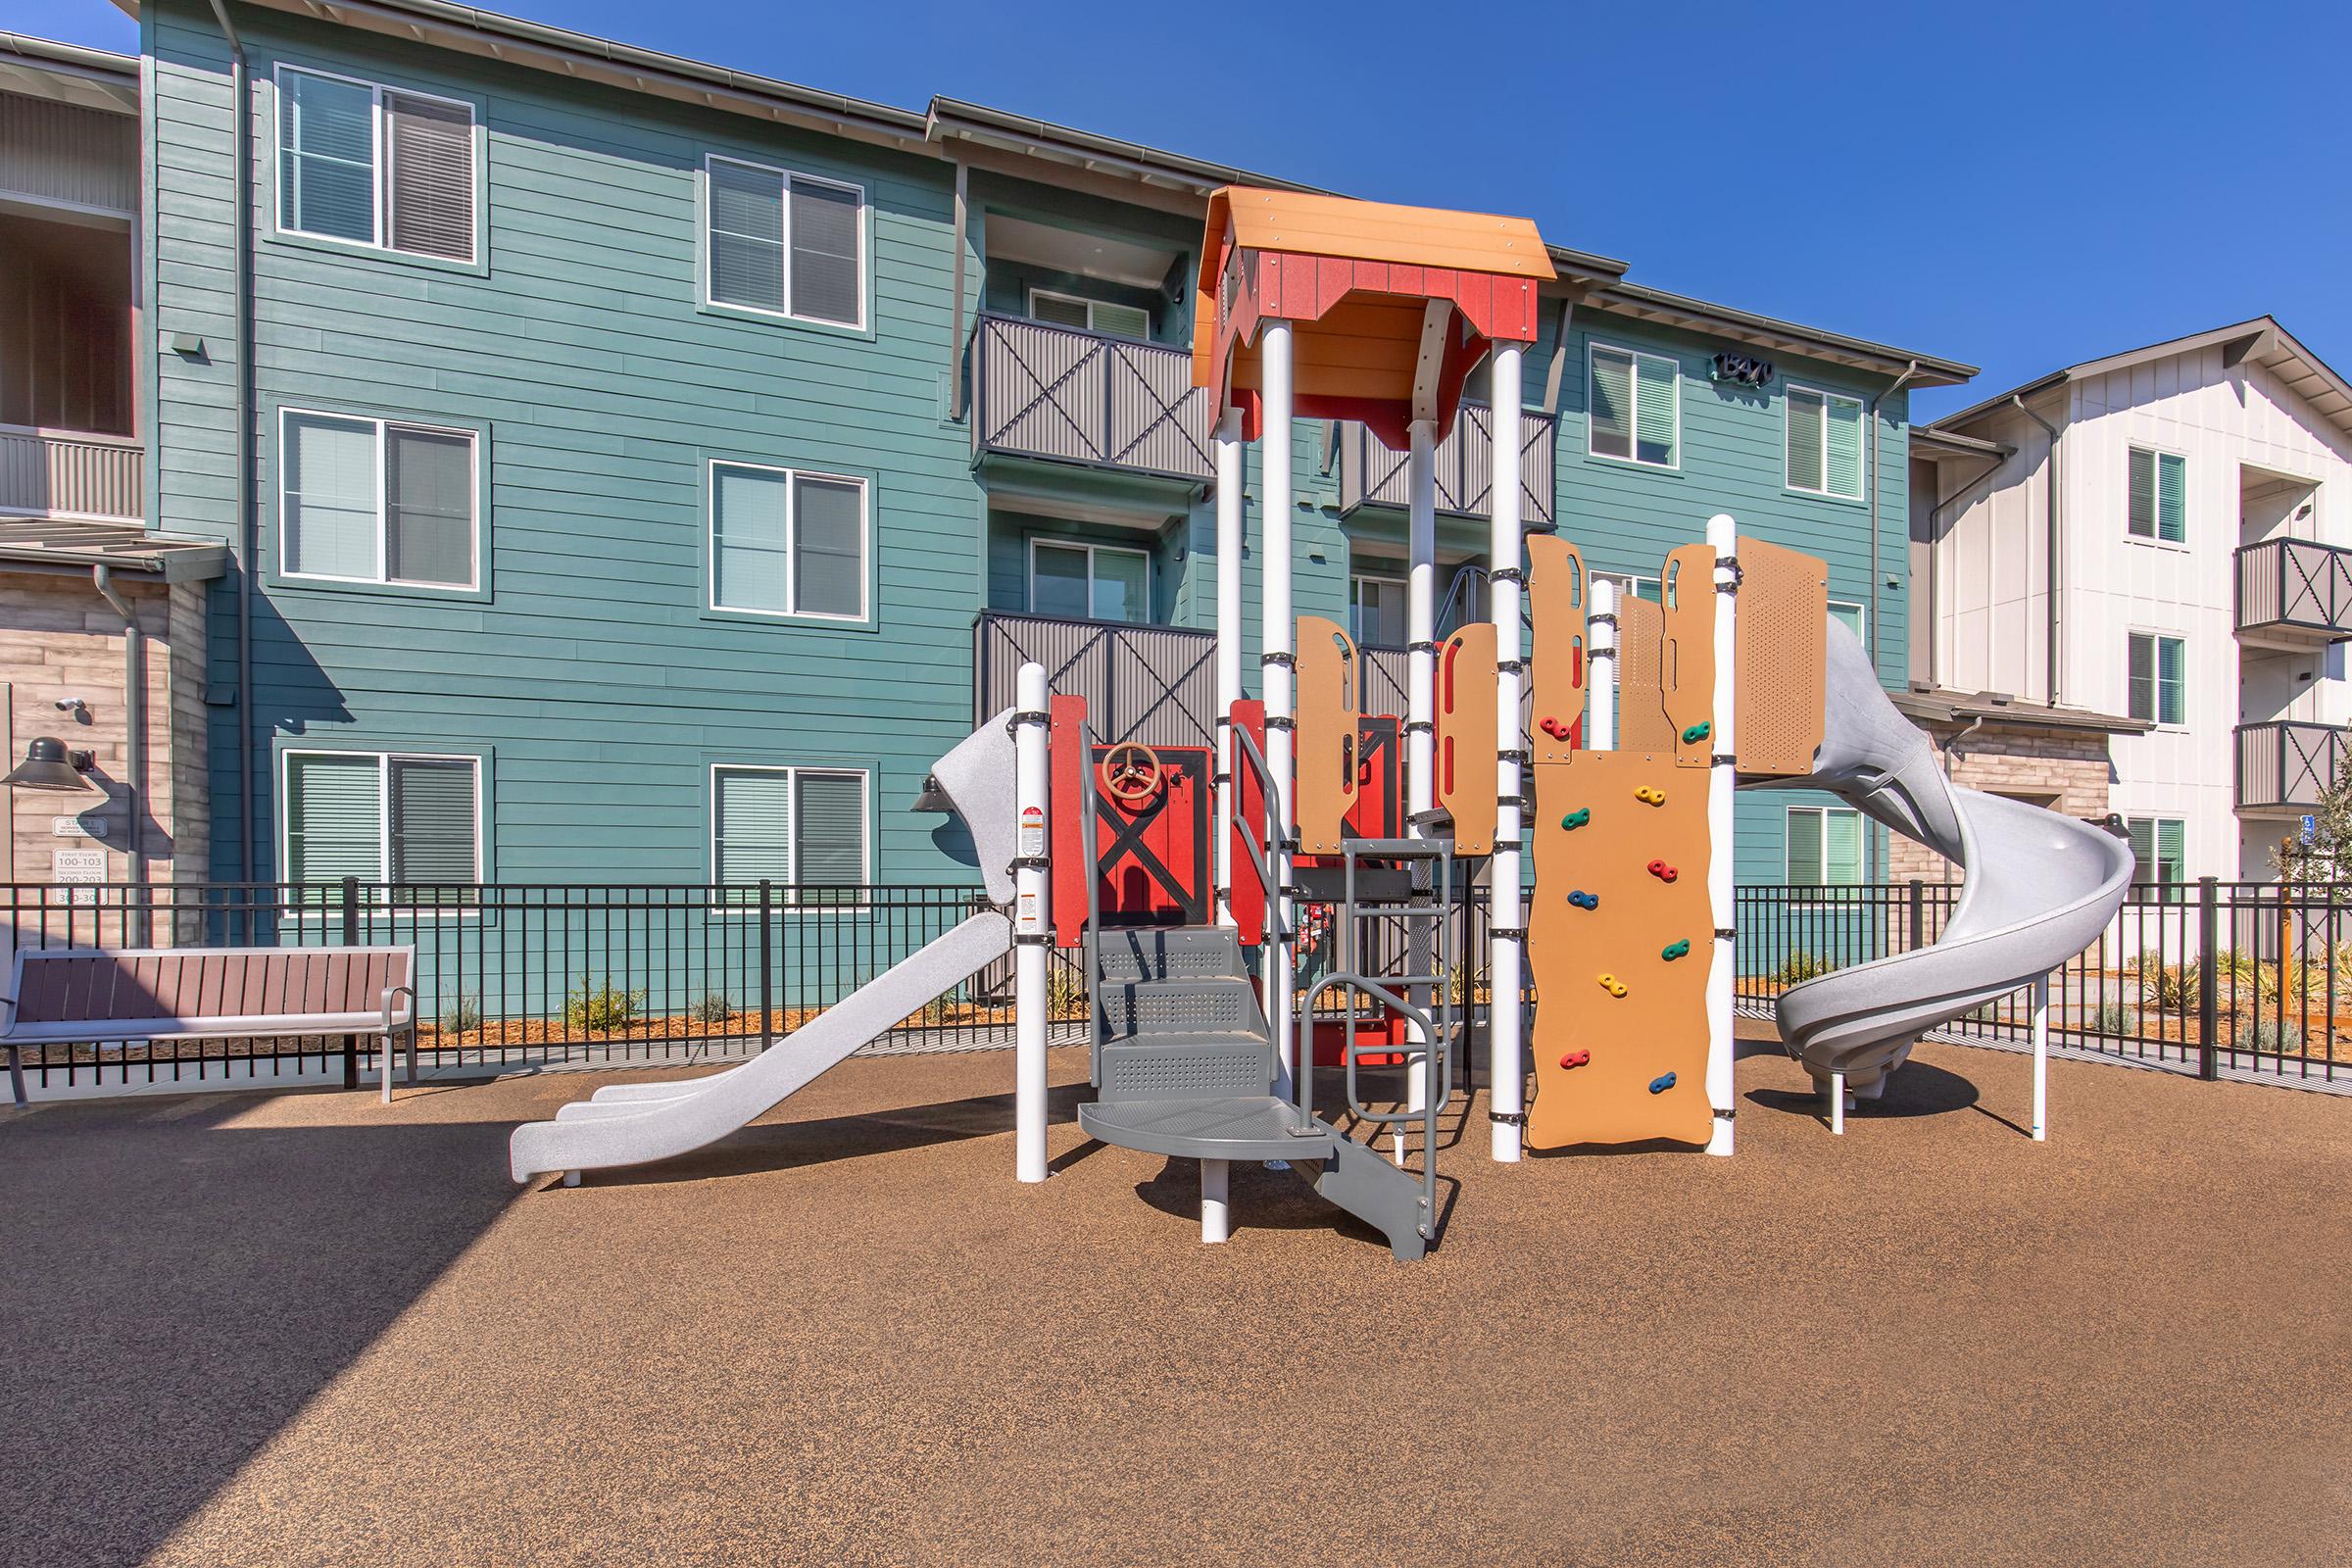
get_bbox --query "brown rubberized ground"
[5,1041,2349,1567]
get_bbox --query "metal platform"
[1077,1095,1335,1161]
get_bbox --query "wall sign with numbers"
[1709,352,1775,388]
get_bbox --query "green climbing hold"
[1561,808,1592,830]
[1661,939,1691,961]
[1683,720,1711,745]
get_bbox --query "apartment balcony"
[968,314,1215,486]
[1335,409,1558,530]
[2234,537,2352,649]
[974,612,1217,748]
[0,425,141,522]
[2235,721,2348,815]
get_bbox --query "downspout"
[91,565,149,943]
[1923,446,2011,689]
[205,0,258,883]
[1867,361,1921,677]
[2012,392,2063,706]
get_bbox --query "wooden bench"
[2,946,417,1106]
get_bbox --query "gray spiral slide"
[1758,621,2134,1090]
[509,713,1019,1184]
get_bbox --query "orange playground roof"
[1193,188,1555,295]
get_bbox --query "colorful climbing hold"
[1560,807,1592,830]
[1683,720,1711,745]
[1635,785,1667,807]
[1597,973,1628,998]
[1661,938,1691,961]
[1559,1050,1591,1070]
[1648,1071,1677,1095]
[1567,890,1599,910]
[1646,858,1680,884]
[1540,715,1573,741]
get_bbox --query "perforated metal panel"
[1735,537,1828,778]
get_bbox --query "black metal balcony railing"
[969,314,1215,483]
[975,612,1217,748]
[2235,537,2352,643]
[2235,720,2348,812]
[1335,408,1559,529]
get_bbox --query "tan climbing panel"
[1660,545,1718,770]
[1436,623,1496,854]
[1295,615,1361,855]
[1527,752,1713,1149]
[1614,595,1675,754]
[1526,535,1587,764]
[1734,536,1828,778]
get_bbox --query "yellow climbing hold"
[1597,973,1628,998]
[1635,785,1667,807]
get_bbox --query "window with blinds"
[2125,816,2185,898]
[276,67,475,260]
[713,766,869,906]
[2128,446,2187,542]
[281,410,478,590]
[1588,344,1679,467]
[1786,805,1866,894]
[2128,632,2185,725]
[1786,385,1865,500]
[706,155,865,328]
[710,462,868,620]
[1349,574,1408,649]
[284,751,480,905]
[1028,289,1152,340]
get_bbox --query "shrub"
[1046,964,1087,1021]
[438,994,482,1032]
[688,991,735,1024]
[565,982,644,1032]
[2089,1002,2138,1036]
[1772,951,1832,987]
[2233,1011,2303,1054]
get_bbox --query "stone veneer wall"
[1888,720,2114,885]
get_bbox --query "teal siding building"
[136,0,1974,900]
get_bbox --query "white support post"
[1214,409,1246,929]
[1590,579,1617,752]
[1200,1158,1230,1244]
[1489,344,1527,1162]
[1013,661,1051,1185]
[1260,320,1297,1097]
[1401,416,1438,1161]
[1704,514,1738,1157]
[2031,971,2049,1141]
[1829,1071,1845,1136]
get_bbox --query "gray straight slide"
[1757,621,2134,1087]
[509,712,1020,1184]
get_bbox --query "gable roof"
[1933,316,2352,441]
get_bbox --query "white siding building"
[1913,318,2352,888]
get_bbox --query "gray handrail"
[1077,714,1103,1088]
[1225,721,1289,944]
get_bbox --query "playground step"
[1100,1031,1274,1102]
[1077,1094,1336,1162]
[1312,1130,1432,1262]
[1097,977,1264,1042]
[1095,926,1247,986]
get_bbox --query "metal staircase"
[1071,719,1455,1260]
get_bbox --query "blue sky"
[24,0,2350,417]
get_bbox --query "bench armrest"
[381,984,416,1033]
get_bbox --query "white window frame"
[707,459,871,623]
[279,747,484,914]
[1786,803,1868,901]
[277,406,481,591]
[1026,287,1151,341]
[271,64,479,262]
[709,762,873,912]
[1586,341,1681,470]
[1026,537,1152,624]
[1593,569,1662,606]
[2127,629,2188,729]
[1829,599,1866,643]
[2123,814,2189,902]
[1785,382,1866,501]
[2125,441,2190,548]
[701,153,868,330]
[1349,572,1409,648]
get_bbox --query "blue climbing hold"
[1568,890,1599,910]
[1648,1071,1677,1095]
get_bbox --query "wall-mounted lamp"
[3,737,98,793]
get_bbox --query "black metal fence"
[4,881,1086,1096]
[1735,878,2350,1085]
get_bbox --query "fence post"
[340,874,361,1090]
[760,878,775,1047]
[2197,875,2219,1082]
[1907,878,1925,952]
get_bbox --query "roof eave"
[1592,281,1976,387]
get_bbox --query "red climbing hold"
[1646,858,1679,882]
[1559,1050,1590,1070]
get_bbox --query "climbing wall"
[1295,615,1361,854]
[1526,541,1717,1149]
[1435,622,1497,854]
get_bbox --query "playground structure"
[508,186,2134,1256]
